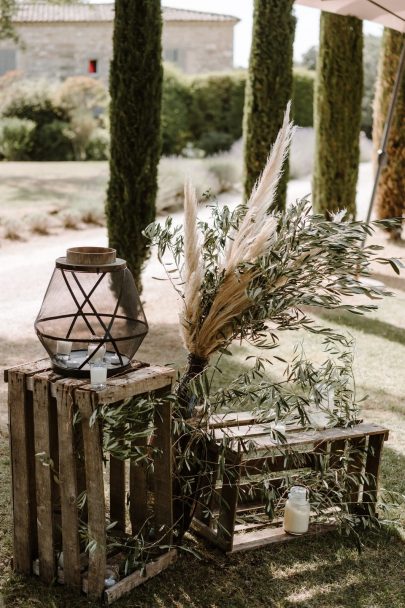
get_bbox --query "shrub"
[85,128,110,160]
[80,206,105,226]
[3,218,25,240]
[207,158,242,192]
[32,120,73,161]
[0,117,35,160]
[190,71,246,141]
[59,210,81,230]
[29,213,52,235]
[292,68,314,127]
[1,79,67,126]
[161,64,193,155]
[195,131,234,156]
[57,76,109,115]
[64,111,97,160]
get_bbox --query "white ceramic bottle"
[283,486,310,535]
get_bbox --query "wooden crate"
[192,411,389,553]
[5,358,177,604]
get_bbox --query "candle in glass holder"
[56,340,72,360]
[90,362,107,390]
[88,342,106,362]
[283,486,310,535]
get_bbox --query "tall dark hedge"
[106,0,162,290]
[373,29,405,237]
[243,0,295,211]
[313,13,363,218]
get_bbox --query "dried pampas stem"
[180,179,203,352]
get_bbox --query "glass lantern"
[34,247,148,377]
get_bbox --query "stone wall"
[0,19,235,82]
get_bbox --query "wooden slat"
[209,411,269,429]
[346,436,367,512]
[217,454,242,551]
[4,358,51,383]
[110,456,126,532]
[129,436,148,536]
[8,370,35,574]
[154,400,173,545]
[103,550,177,605]
[233,423,389,452]
[33,375,55,583]
[230,522,337,553]
[76,389,106,600]
[213,423,301,441]
[56,382,81,588]
[363,433,386,516]
[93,366,176,405]
[329,439,347,469]
[240,451,315,475]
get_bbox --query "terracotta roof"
[14,3,239,24]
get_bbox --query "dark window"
[0,49,16,76]
[88,59,98,74]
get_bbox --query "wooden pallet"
[6,358,177,603]
[192,411,389,553]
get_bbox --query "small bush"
[57,76,109,115]
[59,210,81,230]
[65,112,97,160]
[0,117,35,160]
[81,206,105,226]
[3,218,25,240]
[190,71,246,142]
[29,213,52,235]
[161,64,193,156]
[207,158,241,192]
[292,69,315,128]
[85,128,110,160]
[195,131,234,156]
[1,79,67,126]
[33,120,73,161]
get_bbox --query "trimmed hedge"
[161,65,314,156]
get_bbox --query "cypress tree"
[312,13,363,218]
[107,0,163,290]
[373,29,405,238]
[243,0,295,211]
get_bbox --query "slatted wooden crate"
[192,411,389,553]
[5,358,177,604]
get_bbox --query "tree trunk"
[372,29,405,239]
[106,0,163,291]
[313,13,363,219]
[243,0,295,212]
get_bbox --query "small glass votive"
[56,340,72,361]
[88,342,106,362]
[90,361,107,391]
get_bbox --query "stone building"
[0,3,239,82]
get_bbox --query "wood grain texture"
[363,433,386,515]
[33,375,55,583]
[129,436,148,536]
[217,453,242,552]
[110,456,126,532]
[76,389,106,600]
[103,550,177,605]
[56,382,81,588]
[154,400,173,545]
[8,370,35,574]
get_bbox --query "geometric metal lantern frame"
[35,247,148,377]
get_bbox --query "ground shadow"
[311,308,405,348]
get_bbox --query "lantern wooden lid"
[56,247,126,271]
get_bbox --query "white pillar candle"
[90,364,107,390]
[283,486,310,535]
[88,343,106,361]
[56,340,72,356]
